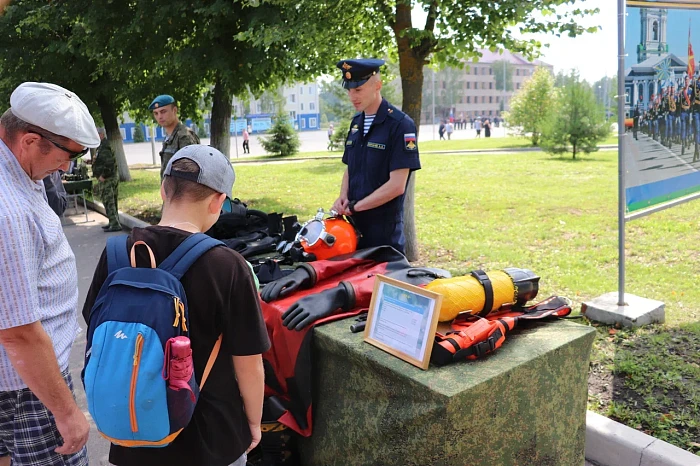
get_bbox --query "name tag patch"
[404,133,417,151]
[367,142,386,150]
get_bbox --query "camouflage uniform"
[92,138,121,230]
[159,122,200,178]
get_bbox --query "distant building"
[421,49,552,123]
[233,82,321,132]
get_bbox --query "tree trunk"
[572,143,577,160]
[97,95,131,182]
[394,1,429,262]
[210,75,232,157]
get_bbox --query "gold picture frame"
[363,274,443,370]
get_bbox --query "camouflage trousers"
[98,178,121,228]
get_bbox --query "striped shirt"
[363,114,375,135]
[0,138,79,390]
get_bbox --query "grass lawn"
[119,149,698,455]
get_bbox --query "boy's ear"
[208,192,227,215]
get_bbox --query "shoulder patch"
[404,133,417,151]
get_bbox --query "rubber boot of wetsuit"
[246,398,300,466]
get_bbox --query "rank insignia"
[367,142,386,150]
[351,124,359,134]
[404,133,417,151]
[342,62,352,70]
[387,108,393,113]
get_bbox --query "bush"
[196,124,208,139]
[133,124,145,143]
[330,122,349,151]
[260,113,300,157]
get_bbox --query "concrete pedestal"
[582,292,665,327]
[299,319,596,466]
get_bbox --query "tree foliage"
[260,113,300,157]
[541,71,611,159]
[505,67,557,146]
[0,0,135,181]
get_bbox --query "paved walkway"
[120,124,510,167]
[63,209,117,465]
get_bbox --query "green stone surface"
[299,318,595,466]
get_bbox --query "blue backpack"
[83,233,223,448]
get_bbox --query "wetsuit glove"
[281,284,349,331]
[260,267,313,302]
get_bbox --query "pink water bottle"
[163,336,196,402]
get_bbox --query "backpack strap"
[199,334,222,390]
[159,233,223,279]
[106,235,130,275]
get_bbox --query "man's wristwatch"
[348,200,358,215]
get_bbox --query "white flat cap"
[10,82,100,148]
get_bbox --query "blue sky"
[625,7,700,67]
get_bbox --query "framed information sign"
[364,275,443,370]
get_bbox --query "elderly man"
[149,94,200,179]
[0,82,100,466]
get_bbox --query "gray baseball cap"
[164,144,235,195]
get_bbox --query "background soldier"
[679,76,692,153]
[664,86,674,148]
[93,127,121,232]
[693,69,700,161]
[148,94,200,179]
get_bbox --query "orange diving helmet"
[295,208,359,261]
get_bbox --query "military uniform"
[92,137,121,231]
[342,98,421,254]
[159,122,200,178]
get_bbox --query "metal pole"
[150,125,157,166]
[617,0,627,306]
[432,69,436,141]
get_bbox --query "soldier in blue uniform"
[330,58,421,255]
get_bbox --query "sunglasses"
[28,131,89,160]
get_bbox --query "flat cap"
[149,94,176,110]
[10,82,100,148]
[336,58,385,89]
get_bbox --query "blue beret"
[148,94,176,110]
[336,58,385,89]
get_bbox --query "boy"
[82,145,269,466]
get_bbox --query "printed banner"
[624,1,700,214]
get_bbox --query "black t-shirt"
[81,226,270,466]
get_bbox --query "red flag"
[689,24,695,78]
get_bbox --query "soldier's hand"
[98,176,105,182]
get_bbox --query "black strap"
[453,328,504,360]
[470,269,494,317]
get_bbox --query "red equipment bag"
[431,296,573,366]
